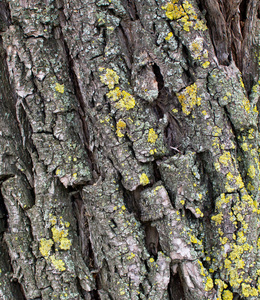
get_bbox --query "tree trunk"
[0,0,259,299]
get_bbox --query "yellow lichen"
[211,213,223,225]
[195,208,204,217]
[177,82,201,115]
[49,216,57,226]
[118,91,135,110]
[50,255,66,272]
[162,0,207,32]
[240,77,245,89]
[55,83,64,94]
[140,173,150,186]
[219,151,231,166]
[235,175,244,188]
[241,283,258,297]
[248,128,254,139]
[165,32,173,41]
[59,237,72,250]
[149,148,157,155]
[162,1,186,20]
[222,290,233,300]
[147,128,158,143]
[247,165,256,179]
[214,162,221,171]
[194,20,207,31]
[106,87,121,101]
[100,68,120,89]
[241,143,248,151]
[107,88,135,110]
[116,119,126,138]
[189,38,203,59]
[213,126,222,137]
[127,252,136,260]
[247,182,255,191]
[226,172,233,180]
[39,238,54,257]
[51,227,68,243]
[242,97,250,113]
[202,61,210,68]
[205,276,214,291]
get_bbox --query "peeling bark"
[0,0,259,299]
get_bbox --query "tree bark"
[0,0,259,299]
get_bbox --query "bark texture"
[0,0,259,299]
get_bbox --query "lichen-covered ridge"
[0,0,259,299]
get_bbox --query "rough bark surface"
[0,0,259,299]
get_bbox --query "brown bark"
[0,0,259,299]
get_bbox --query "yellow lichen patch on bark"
[189,38,203,59]
[222,289,233,300]
[162,0,207,32]
[147,128,158,143]
[247,165,256,179]
[116,119,126,137]
[39,238,54,257]
[205,276,214,291]
[59,238,72,250]
[55,83,64,93]
[99,68,120,89]
[117,91,135,110]
[211,213,223,225]
[107,88,135,110]
[50,255,66,272]
[165,31,173,41]
[139,173,149,186]
[176,82,201,115]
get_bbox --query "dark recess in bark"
[90,289,102,300]
[200,0,259,92]
[71,192,90,259]
[144,222,159,257]
[121,0,139,21]
[0,1,11,32]
[168,267,186,300]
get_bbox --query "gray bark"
[0,0,259,299]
